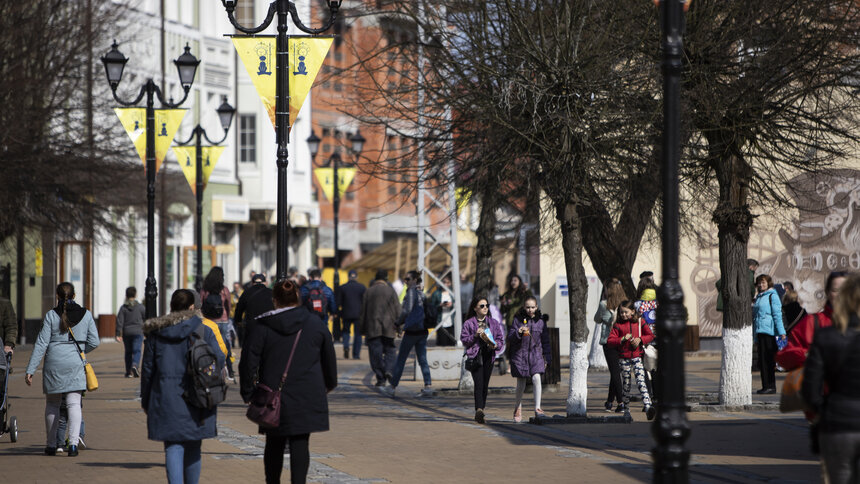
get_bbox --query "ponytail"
[56,282,75,333]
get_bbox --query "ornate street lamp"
[220,0,343,280]
[653,0,690,481]
[101,41,199,319]
[308,129,364,332]
[175,97,236,292]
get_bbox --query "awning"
[344,237,481,279]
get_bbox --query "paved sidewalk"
[0,340,818,483]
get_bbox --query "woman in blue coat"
[141,289,225,484]
[25,282,100,457]
[753,274,786,394]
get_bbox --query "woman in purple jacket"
[461,296,506,424]
[508,297,551,421]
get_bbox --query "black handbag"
[464,354,482,372]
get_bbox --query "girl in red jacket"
[607,300,656,420]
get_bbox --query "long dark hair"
[202,266,225,294]
[56,282,75,333]
[464,295,489,321]
[505,274,527,297]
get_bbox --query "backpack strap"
[278,329,303,391]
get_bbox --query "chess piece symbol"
[158,123,167,136]
[293,55,308,76]
[257,55,272,76]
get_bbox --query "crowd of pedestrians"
[15,262,860,483]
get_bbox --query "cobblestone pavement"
[0,340,818,483]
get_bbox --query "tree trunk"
[556,200,590,416]
[473,184,498,300]
[713,146,755,406]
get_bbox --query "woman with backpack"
[141,289,225,484]
[25,282,99,457]
[201,266,235,381]
[239,279,337,484]
[384,270,434,397]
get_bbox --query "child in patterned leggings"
[607,300,657,421]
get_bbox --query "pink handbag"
[246,330,302,428]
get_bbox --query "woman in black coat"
[802,274,860,484]
[239,279,337,484]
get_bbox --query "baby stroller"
[0,347,18,442]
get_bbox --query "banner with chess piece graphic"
[232,36,333,129]
[172,146,225,195]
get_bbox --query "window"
[239,114,256,163]
[236,1,255,28]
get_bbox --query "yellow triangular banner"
[315,167,335,203]
[114,108,146,166]
[456,187,472,215]
[172,145,226,195]
[154,109,187,174]
[314,166,357,202]
[233,36,333,129]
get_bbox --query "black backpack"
[306,285,327,319]
[424,297,438,329]
[183,324,227,410]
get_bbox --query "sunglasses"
[477,303,489,308]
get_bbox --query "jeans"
[820,430,860,484]
[123,334,143,375]
[164,440,202,484]
[341,318,362,358]
[367,336,397,383]
[469,348,495,410]
[603,345,623,405]
[264,433,311,484]
[45,392,82,447]
[217,322,235,377]
[390,332,431,387]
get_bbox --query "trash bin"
[546,327,561,385]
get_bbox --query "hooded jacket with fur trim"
[140,310,225,442]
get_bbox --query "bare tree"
[681,0,860,405]
[0,0,148,245]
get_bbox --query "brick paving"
[0,340,818,483]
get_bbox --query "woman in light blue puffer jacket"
[753,274,786,394]
[26,282,99,457]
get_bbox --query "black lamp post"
[220,0,343,281]
[102,41,199,319]
[176,97,236,292]
[308,130,364,333]
[653,0,690,481]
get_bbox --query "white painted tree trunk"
[588,331,607,370]
[720,325,752,405]
[566,341,590,416]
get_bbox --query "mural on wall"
[691,170,860,338]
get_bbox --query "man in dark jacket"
[360,270,401,386]
[300,269,336,324]
[337,270,366,360]
[116,287,146,377]
[234,273,275,340]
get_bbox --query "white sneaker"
[56,447,64,453]
[78,436,86,449]
[417,387,434,397]
[382,384,395,398]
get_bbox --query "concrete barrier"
[412,346,465,381]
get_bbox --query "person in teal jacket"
[25,282,100,457]
[753,274,786,394]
